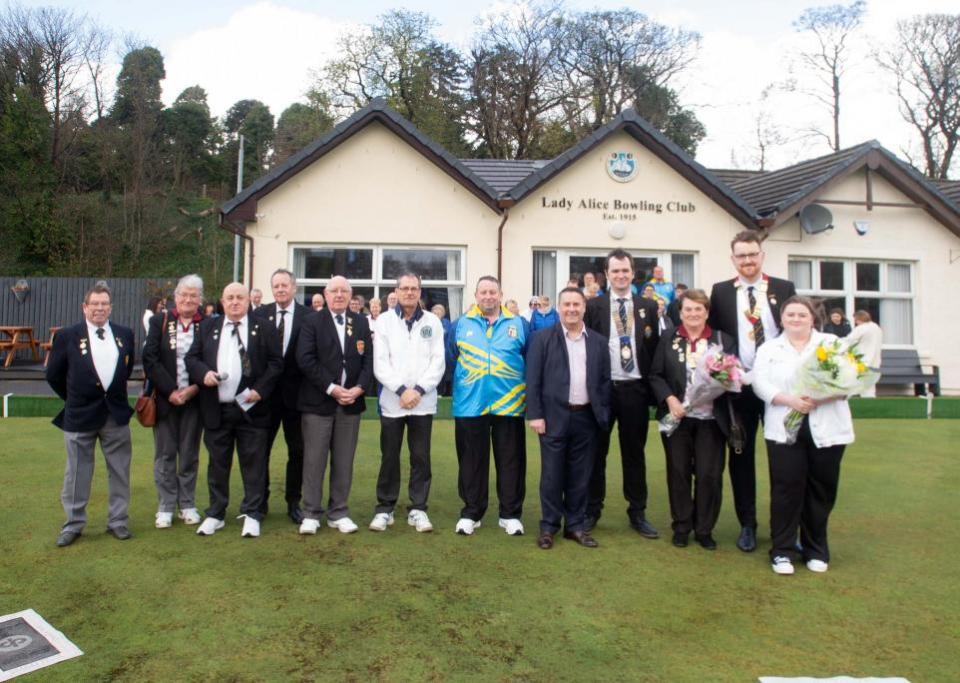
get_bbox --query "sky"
[14,0,960,171]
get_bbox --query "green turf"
[1,418,958,681]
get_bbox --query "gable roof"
[460,159,548,194]
[731,140,960,236]
[502,109,760,228]
[220,99,502,222]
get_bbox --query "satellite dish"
[799,204,834,235]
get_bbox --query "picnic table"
[0,326,40,368]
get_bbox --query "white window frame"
[788,256,916,348]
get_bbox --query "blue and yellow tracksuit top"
[447,305,529,418]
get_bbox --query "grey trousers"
[61,416,132,533]
[152,402,202,512]
[301,409,361,521]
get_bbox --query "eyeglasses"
[733,251,762,261]
[529,302,541,307]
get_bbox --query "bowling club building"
[219,99,960,393]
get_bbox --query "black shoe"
[696,534,717,550]
[630,517,659,539]
[736,526,757,552]
[671,532,689,548]
[287,504,304,525]
[106,526,132,541]
[584,515,598,533]
[56,530,81,547]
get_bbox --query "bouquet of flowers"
[783,338,879,444]
[659,345,744,436]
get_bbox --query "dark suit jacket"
[46,321,135,432]
[254,301,311,410]
[185,314,283,429]
[525,324,611,438]
[649,328,736,437]
[142,311,203,419]
[584,293,660,379]
[708,275,796,357]
[296,309,373,416]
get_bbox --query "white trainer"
[455,518,480,535]
[240,515,260,538]
[369,512,395,532]
[179,508,201,525]
[806,559,829,573]
[196,517,225,536]
[408,510,433,533]
[299,518,321,535]
[155,512,173,529]
[498,518,525,536]
[327,517,359,534]
[771,556,795,575]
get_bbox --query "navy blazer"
[649,328,736,437]
[46,321,135,432]
[583,293,660,380]
[525,323,611,438]
[708,275,796,357]
[142,311,203,419]
[253,301,311,410]
[185,314,283,429]
[295,309,373,416]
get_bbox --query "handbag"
[135,311,167,428]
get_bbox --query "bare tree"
[791,0,865,151]
[877,14,960,180]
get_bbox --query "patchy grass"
[0,418,957,681]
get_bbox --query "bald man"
[186,282,283,538]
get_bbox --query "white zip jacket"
[374,307,446,417]
[752,331,855,448]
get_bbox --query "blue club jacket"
[446,305,529,417]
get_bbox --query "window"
[788,257,914,345]
[292,245,465,318]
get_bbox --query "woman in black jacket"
[649,288,736,550]
[823,308,852,337]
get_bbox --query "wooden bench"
[877,349,940,396]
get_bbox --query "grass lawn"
[1,418,958,682]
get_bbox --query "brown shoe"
[563,530,599,548]
[537,531,554,549]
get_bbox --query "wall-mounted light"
[854,220,870,236]
[10,279,29,303]
[608,222,627,240]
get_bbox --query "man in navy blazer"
[46,281,136,547]
[526,287,611,549]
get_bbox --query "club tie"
[229,321,251,377]
[277,309,287,351]
[747,286,765,348]
[616,298,635,372]
[335,314,344,325]
[95,328,105,340]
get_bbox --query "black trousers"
[662,417,725,537]
[729,385,764,529]
[376,414,433,514]
[262,400,304,511]
[539,409,597,534]
[455,415,526,521]
[203,403,268,522]
[766,418,845,562]
[587,379,652,521]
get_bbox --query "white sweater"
[752,331,855,447]
[374,308,446,417]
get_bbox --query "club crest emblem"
[420,326,432,338]
[607,151,637,183]
[507,326,518,338]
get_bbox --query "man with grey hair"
[250,288,263,311]
[254,268,310,523]
[47,281,136,546]
[143,274,206,528]
[296,275,373,535]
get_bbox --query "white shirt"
[327,308,348,392]
[86,321,118,389]
[275,303,294,355]
[735,276,780,371]
[374,308,446,417]
[175,318,196,389]
[608,294,642,381]
[564,324,589,405]
[216,317,248,403]
[752,331,855,447]
[846,321,882,368]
